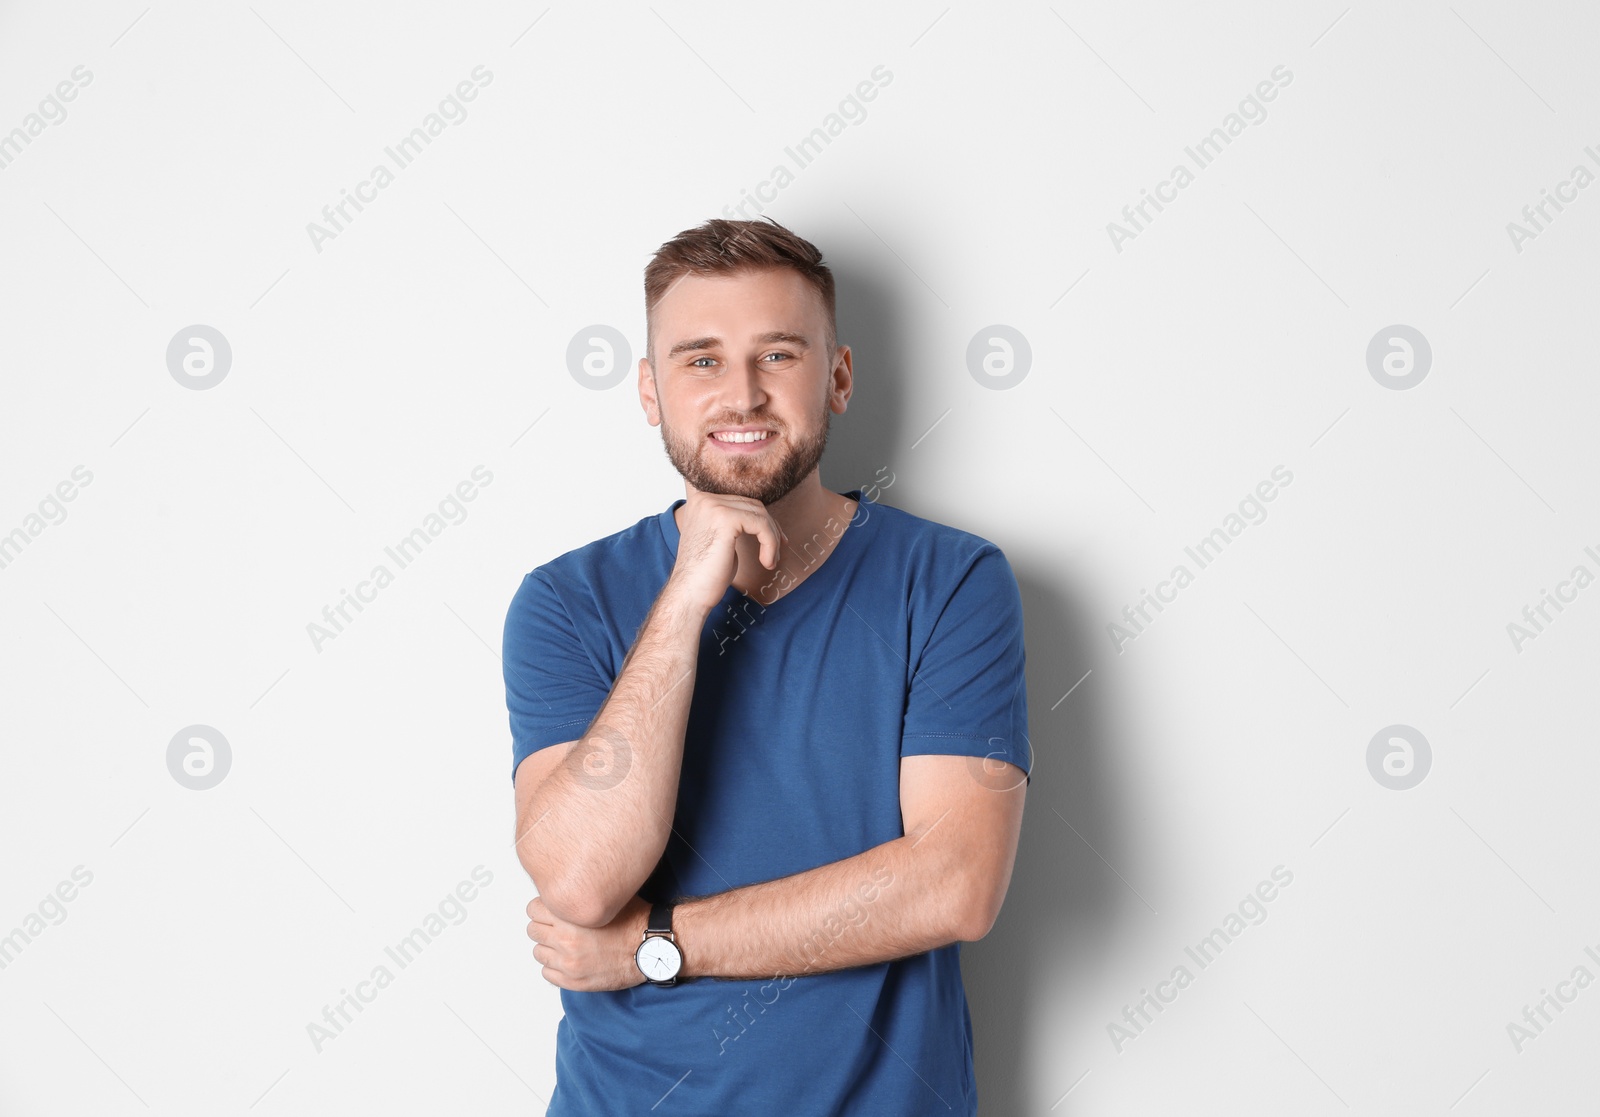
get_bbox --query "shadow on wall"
[819,240,1134,1115]
[964,571,1126,1115]
[816,232,908,493]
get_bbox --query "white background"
[2,1,1597,1113]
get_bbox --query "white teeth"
[713,431,771,443]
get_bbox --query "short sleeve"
[900,546,1031,785]
[502,570,612,783]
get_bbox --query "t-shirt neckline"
[658,488,871,611]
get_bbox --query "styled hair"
[643,216,836,367]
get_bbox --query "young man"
[503,216,1030,1115]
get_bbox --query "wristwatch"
[634,900,683,986]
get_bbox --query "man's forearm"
[521,582,708,927]
[672,827,977,981]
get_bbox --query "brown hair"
[643,216,836,367]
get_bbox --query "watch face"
[635,935,682,982]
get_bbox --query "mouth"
[707,429,776,453]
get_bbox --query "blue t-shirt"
[501,488,1030,1116]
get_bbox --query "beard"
[658,389,832,506]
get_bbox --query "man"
[502,216,1029,1115]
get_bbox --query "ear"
[829,344,853,414]
[639,357,661,427]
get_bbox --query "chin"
[708,477,781,502]
[698,465,794,505]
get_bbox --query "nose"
[720,354,769,416]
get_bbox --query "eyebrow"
[667,331,812,359]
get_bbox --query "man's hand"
[527,892,652,991]
[667,491,782,614]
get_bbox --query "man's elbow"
[525,869,614,928]
[515,848,628,929]
[544,885,617,929]
[954,906,998,943]
[953,877,1007,942]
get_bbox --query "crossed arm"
[510,561,1028,989]
[519,750,1027,991]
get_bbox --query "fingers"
[738,507,781,571]
[680,494,787,581]
[758,514,781,571]
[705,502,781,571]
[533,945,571,989]
[532,946,576,990]
[729,502,782,570]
